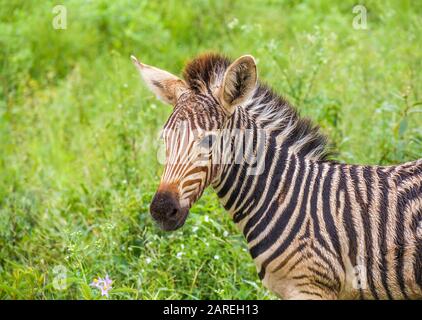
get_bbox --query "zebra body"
[132,53,422,299]
[214,150,422,299]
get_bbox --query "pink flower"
[90,275,113,297]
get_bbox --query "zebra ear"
[131,55,187,105]
[220,55,257,115]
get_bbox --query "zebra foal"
[131,53,422,299]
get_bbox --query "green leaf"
[80,283,93,300]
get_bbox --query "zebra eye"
[198,134,216,149]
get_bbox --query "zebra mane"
[183,52,231,93]
[183,53,331,161]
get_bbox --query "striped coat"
[132,53,422,299]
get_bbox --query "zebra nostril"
[169,208,178,217]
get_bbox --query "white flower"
[223,231,229,237]
[227,18,238,29]
[176,252,183,259]
[214,255,220,260]
[145,257,152,264]
[307,34,316,44]
[204,215,209,222]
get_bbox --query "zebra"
[131,52,422,299]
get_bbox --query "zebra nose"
[150,191,180,221]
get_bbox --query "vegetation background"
[0,0,421,299]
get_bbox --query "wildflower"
[145,257,152,264]
[227,18,239,30]
[214,255,220,260]
[90,275,113,297]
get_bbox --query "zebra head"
[132,53,257,230]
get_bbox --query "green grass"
[0,0,421,299]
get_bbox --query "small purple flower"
[90,275,113,297]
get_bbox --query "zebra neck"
[212,126,301,232]
[211,95,330,231]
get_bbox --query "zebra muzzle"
[149,189,189,231]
